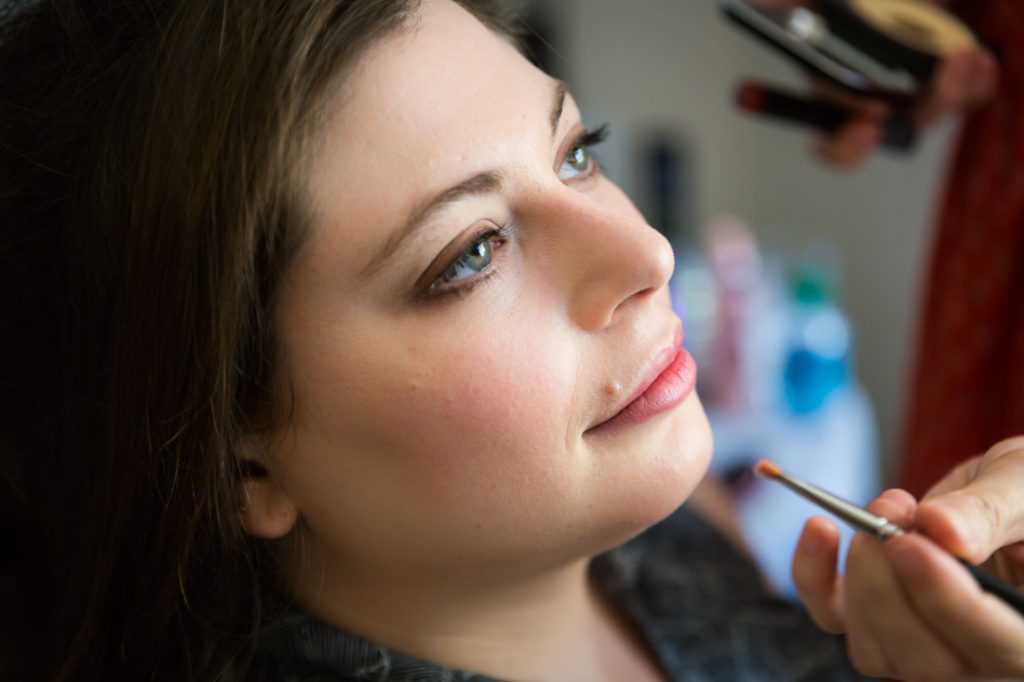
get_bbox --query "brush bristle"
[753,459,782,479]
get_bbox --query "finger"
[792,516,846,633]
[887,532,1024,677]
[842,533,897,677]
[917,442,1024,563]
[874,488,917,526]
[972,50,1000,100]
[813,119,882,169]
[986,435,1024,461]
[916,49,1000,125]
[844,531,969,679]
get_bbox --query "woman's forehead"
[302,0,558,275]
[323,0,548,172]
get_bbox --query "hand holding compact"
[815,47,999,168]
[722,0,1000,167]
[791,437,1024,679]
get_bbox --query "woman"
[0,1,1020,680]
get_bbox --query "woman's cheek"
[380,335,570,497]
[404,337,570,457]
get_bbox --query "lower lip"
[588,348,698,434]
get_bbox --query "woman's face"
[266,0,712,582]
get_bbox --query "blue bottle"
[782,264,851,414]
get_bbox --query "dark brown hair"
[0,1,512,680]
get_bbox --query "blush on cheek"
[388,338,570,485]
[427,349,560,437]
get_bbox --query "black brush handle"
[961,560,1024,616]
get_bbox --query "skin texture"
[241,1,711,679]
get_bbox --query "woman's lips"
[586,345,698,434]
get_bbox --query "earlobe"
[239,465,299,539]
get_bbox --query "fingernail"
[889,542,925,580]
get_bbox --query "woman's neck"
[288,554,666,682]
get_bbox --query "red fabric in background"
[899,1,1024,496]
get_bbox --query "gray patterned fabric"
[255,506,865,681]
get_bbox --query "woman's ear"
[237,456,299,540]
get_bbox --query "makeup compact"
[818,0,981,86]
[720,0,984,150]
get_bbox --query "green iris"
[444,234,493,283]
[567,146,588,170]
[559,144,591,180]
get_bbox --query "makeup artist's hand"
[815,47,999,169]
[792,436,1024,680]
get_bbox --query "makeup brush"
[754,459,1024,616]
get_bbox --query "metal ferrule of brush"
[776,471,907,540]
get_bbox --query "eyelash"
[422,124,610,302]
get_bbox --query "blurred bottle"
[782,261,852,414]
[703,217,760,411]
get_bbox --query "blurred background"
[514,0,963,594]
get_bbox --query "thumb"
[916,437,1024,564]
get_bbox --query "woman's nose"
[536,187,675,332]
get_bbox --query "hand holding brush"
[755,438,1024,679]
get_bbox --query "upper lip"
[586,323,684,431]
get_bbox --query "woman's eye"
[438,233,496,285]
[557,124,608,182]
[558,145,592,181]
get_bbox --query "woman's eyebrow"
[361,79,569,278]
[550,80,567,139]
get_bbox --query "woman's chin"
[590,392,713,547]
